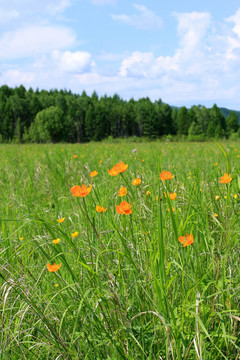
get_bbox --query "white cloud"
[0,0,71,15]
[2,8,240,109]
[0,69,35,86]
[111,4,162,29]
[225,9,240,59]
[51,50,95,73]
[116,9,240,107]
[0,26,76,59]
[120,51,178,78]
[119,12,213,79]
[173,11,211,51]
[226,8,240,37]
[46,0,71,15]
[0,8,19,22]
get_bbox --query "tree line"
[0,84,239,143]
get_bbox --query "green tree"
[206,121,215,138]
[85,104,94,141]
[30,106,64,142]
[136,97,157,138]
[209,104,226,137]
[226,111,239,136]
[176,106,189,135]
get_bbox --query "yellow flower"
[234,194,238,199]
[52,238,61,244]
[57,217,65,223]
[213,213,218,218]
[55,283,59,287]
[132,178,141,186]
[146,190,151,196]
[96,205,107,213]
[118,187,127,196]
[215,195,220,200]
[71,231,79,238]
[19,237,24,241]
[214,162,218,166]
[90,170,98,177]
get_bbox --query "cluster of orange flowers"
[47,161,235,272]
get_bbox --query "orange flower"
[71,185,92,197]
[178,233,194,247]
[108,161,128,176]
[90,170,98,177]
[96,205,107,213]
[116,201,132,215]
[57,217,65,223]
[165,192,177,200]
[167,207,175,212]
[47,263,61,272]
[73,155,77,159]
[160,171,174,181]
[169,193,177,200]
[132,178,141,186]
[219,173,232,184]
[52,238,61,244]
[71,231,79,238]
[118,187,127,196]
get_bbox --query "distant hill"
[219,107,240,122]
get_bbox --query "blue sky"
[1,0,240,109]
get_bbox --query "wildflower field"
[0,141,239,359]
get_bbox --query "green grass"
[0,141,239,359]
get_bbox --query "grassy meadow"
[0,141,239,359]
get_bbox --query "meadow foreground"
[0,141,239,359]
